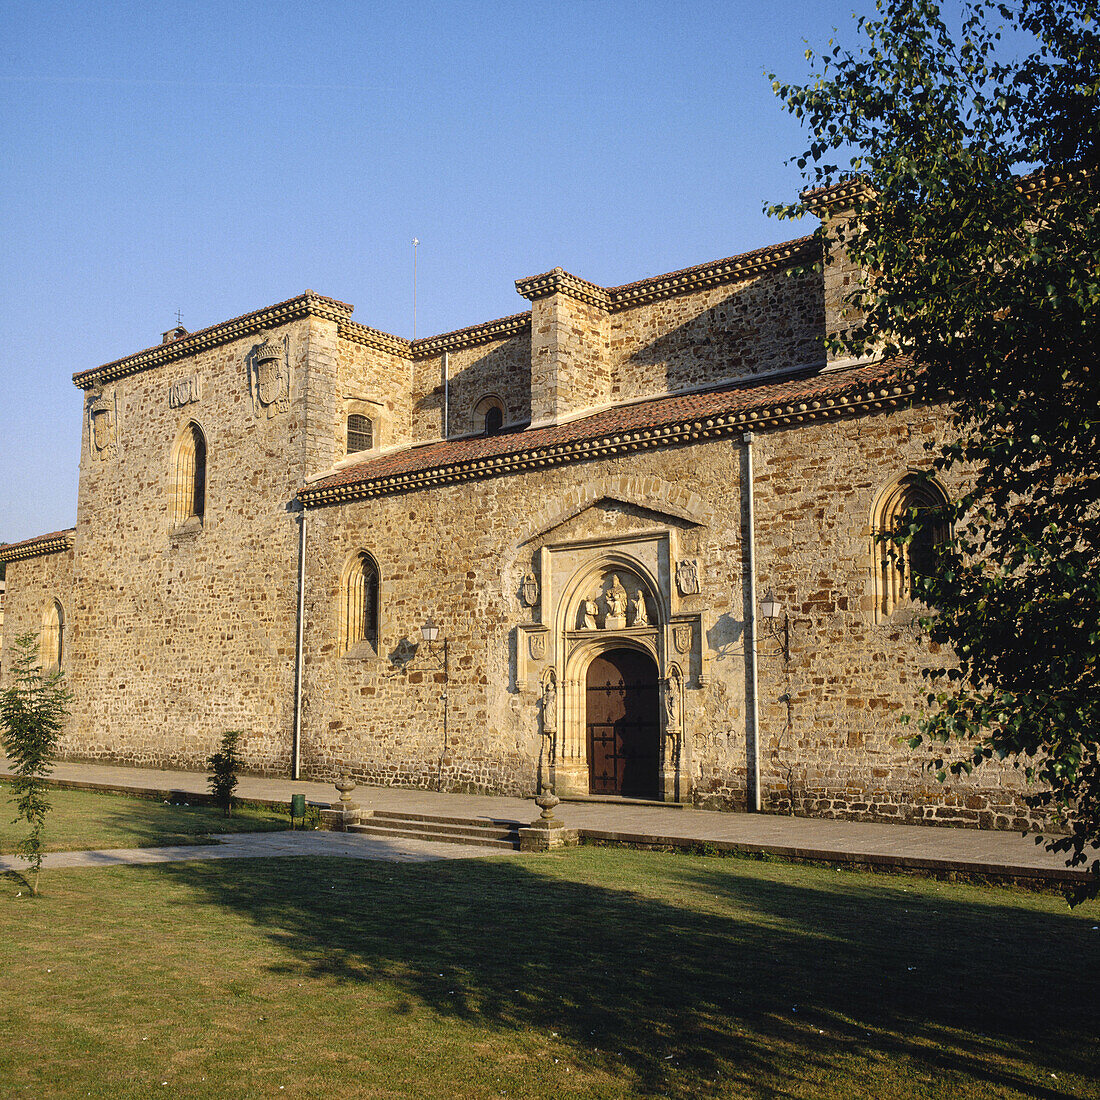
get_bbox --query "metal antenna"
[412,238,419,341]
[175,309,183,328]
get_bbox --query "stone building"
[0,187,1036,828]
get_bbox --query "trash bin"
[290,793,306,823]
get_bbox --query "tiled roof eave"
[298,375,925,507]
[73,292,354,391]
[0,529,76,563]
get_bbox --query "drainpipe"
[743,431,762,811]
[290,499,307,780]
[442,351,450,438]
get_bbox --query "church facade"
[0,189,1038,828]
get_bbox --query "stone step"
[370,808,524,832]
[347,821,519,850]
[367,813,520,843]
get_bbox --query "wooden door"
[586,648,659,798]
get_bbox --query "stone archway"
[585,647,660,798]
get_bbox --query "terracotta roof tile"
[301,358,917,504]
[0,528,76,562]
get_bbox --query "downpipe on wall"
[742,431,763,812]
[290,499,307,781]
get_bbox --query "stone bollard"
[518,788,579,852]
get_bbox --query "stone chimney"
[515,268,611,425]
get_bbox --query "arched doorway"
[586,648,660,798]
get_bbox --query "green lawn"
[1,846,1097,1099]
[0,783,290,853]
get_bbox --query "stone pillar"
[515,269,611,425]
[803,181,874,363]
[552,674,589,797]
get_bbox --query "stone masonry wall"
[608,267,822,401]
[412,331,532,441]
[33,315,337,774]
[298,403,1040,827]
[0,549,74,685]
[335,339,415,455]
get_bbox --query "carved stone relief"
[675,558,700,595]
[87,391,117,460]
[529,633,546,661]
[673,624,692,653]
[520,570,539,607]
[168,375,203,408]
[581,595,599,630]
[249,333,290,418]
[542,669,557,738]
[604,573,628,628]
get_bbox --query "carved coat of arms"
[250,334,290,417]
[675,559,700,596]
[169,375,202,408]
[673,624,692,653]
[88,392,117,460]
[529,633,546,660]
[520,570,539,607]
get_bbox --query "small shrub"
[1,632,73,896]
[207,731,243,817]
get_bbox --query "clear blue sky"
[0,1,905,542]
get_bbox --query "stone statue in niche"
[581,595,599,630]
[676,559,700,596]
[250,333,290,418]
[631,590,649,626]
[604,574,628,629]
[542,672,557,738]
[520,570,539,608]
[663,674,681,761]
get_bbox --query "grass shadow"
[156,850,1100,1099]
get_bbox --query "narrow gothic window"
[341,551,380,654]
[40,600,63,671]
[872,474,949,619]
[484,405,503,436]
[173,422,206,525]
[347,414,373,454]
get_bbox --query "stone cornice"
[73,292,354,390]
[338,312,532,359]
[801,179,877,216]
[515,237,817,314]
[515,268,611,310]
[298,374,923,507]
[412,312,531,356]
[0,528,76,563]
[607,238,816,308]
[337,321,412,357]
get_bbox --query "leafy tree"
[207,730,243,817]
[770,0,1099,898]
[1,632,72,896]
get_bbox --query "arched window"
[172,422,206,525]
[340,551,380,655]
[871,474,949,620]
[474,395,505,436]
[347,414,373,454]
[40,600,63,672]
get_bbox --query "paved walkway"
[3,758,1096,885]
[0,829,518,874]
